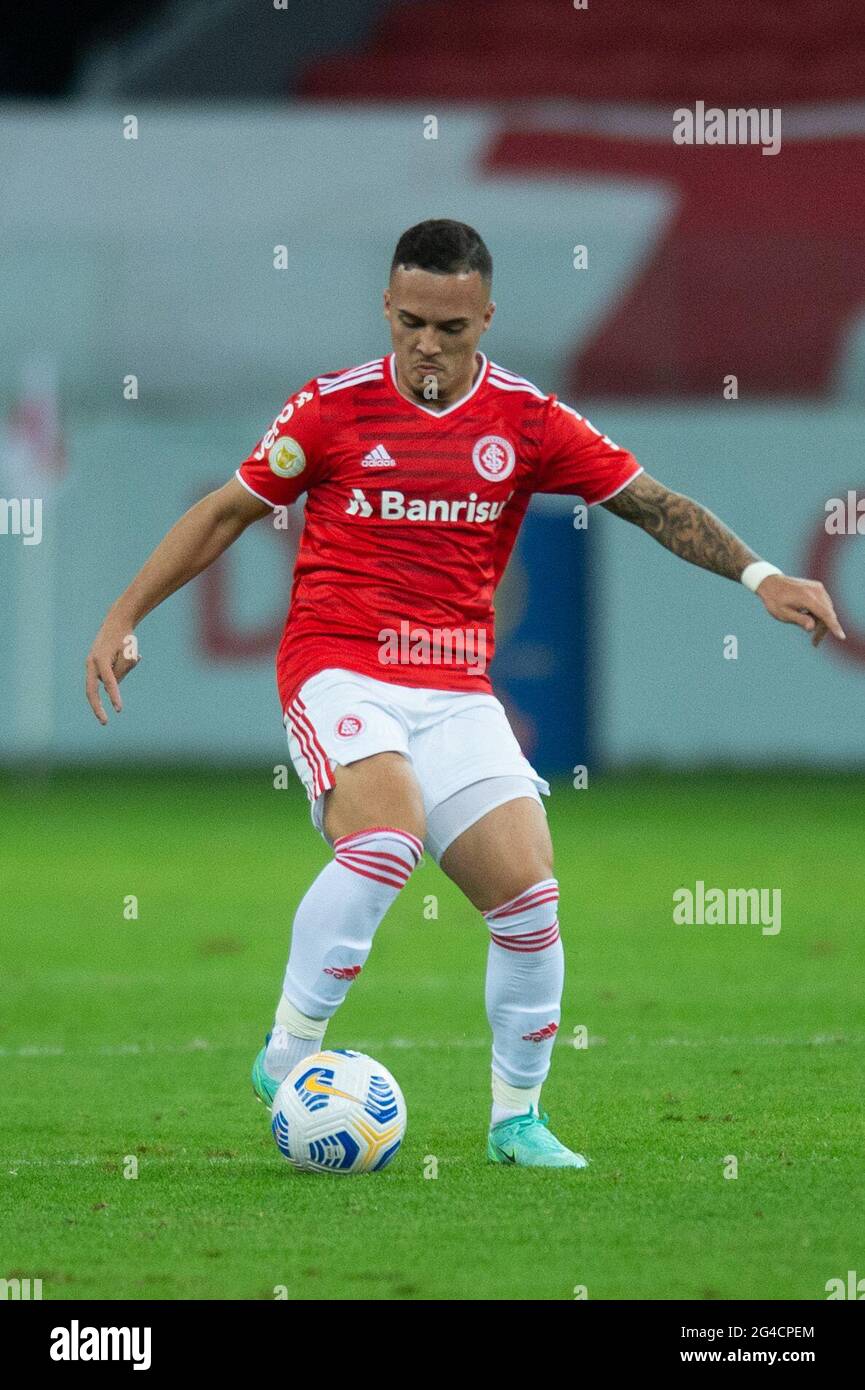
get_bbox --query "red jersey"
[235,352,642,713]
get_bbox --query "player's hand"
[85,622,141,724]
[756,574,845,647]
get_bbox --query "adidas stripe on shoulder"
[318,359,385,395]
[488,362,548,401]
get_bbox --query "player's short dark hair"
[390,219,492,286]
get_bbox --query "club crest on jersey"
[472,435,515,482]
[268,437,306,478]
[335,714,364,738]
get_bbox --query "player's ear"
[483,300,496,331]
[382,288,391,318]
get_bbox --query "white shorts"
[285,668,550,861]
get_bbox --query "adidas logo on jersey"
[345,488,513,524]
[360,444,396,468]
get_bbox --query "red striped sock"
[483,878,564,1096]
[281,826,422,1019]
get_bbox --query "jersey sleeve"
[534,397,643,503]
[235,379,324,508]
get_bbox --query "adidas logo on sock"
[522,1021,559,1042]
[361,444,396,468]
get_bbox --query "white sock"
[265,827,422,1080]
[491,1072,542,1127]
[483,878,563,1127]
[264,998,329,1082]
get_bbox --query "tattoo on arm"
[601,472,758,581]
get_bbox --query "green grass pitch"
[1,769,863,1301]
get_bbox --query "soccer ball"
[271,1049,406,1174]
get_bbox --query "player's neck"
[394,352,482,411]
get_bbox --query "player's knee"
[325,751,426,843]
[486,870,555,918]
[496,861,555,908]
[483,874,561,961]
[333,824,425,888]
[529,851,555,888]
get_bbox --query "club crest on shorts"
[268,436,306,478]
[472,435,516,482]
[335,714,364,738]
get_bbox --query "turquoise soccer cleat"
[251,1033,281,1110]
[487,1106,590,1168]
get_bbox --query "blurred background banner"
[1,2,863,773]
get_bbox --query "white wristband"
[741,561,783,593]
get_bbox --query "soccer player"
[86,220,844,1168]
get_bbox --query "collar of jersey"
[386,351,489,418]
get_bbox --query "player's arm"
[86,477,270,724]
[601,471,845,647]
